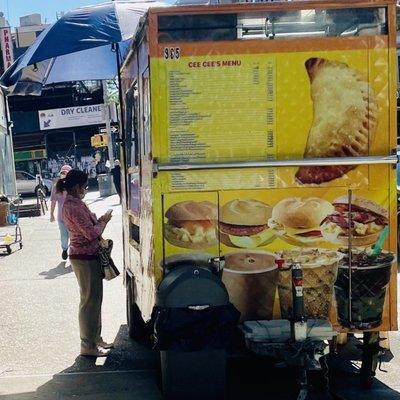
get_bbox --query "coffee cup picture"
[334,249,395,330]
[277,248,342,319]
[222,251,278,322]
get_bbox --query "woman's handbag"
[99,239,120,281]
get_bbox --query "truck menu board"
[165,56,276,164]
[151,28,397,331]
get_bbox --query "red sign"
[0,28,14,71]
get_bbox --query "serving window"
[157,7,387,43]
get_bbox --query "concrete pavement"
[0,192,160,399]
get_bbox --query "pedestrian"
[50,164,72,260]
[111,159,122,203]
[59,169,114,357]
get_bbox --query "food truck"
[119,0,398,397]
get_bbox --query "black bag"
[152,303,240,351]
[98,239,120,280]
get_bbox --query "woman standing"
[50,165,72,260]
[59,169,113,357]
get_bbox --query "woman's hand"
[99,210,113,224]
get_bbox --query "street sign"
[91,134,109,148]
[99,125,119,134]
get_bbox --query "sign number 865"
[164,47,180,60]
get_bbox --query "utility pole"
[102,80,114,169]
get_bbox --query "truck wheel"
[126,279,147,341]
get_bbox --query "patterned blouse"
[62,195,106,259]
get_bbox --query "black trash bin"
[153,262,239,400]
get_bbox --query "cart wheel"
[360,332,380,389]
[19,243,23,249]
[6,246,11,255]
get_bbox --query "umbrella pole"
[103,80,115,168]
[115,42,130,205]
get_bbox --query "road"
[0,192,400,399]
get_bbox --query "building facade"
[0,13,118,181]
[9,81,118,180]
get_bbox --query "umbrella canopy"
[1,0,165,90]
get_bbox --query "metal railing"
[154,155,398,173]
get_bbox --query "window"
[157,8,387,42]
[238,8,387,40]
[22,172,35,180]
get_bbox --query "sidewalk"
[0,192,160,400]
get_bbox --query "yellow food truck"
[119,0,398,397]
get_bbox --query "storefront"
[8,81,118,181]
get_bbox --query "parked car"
[15,171,53,196]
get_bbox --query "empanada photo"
[296,57,378,184]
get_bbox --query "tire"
[19,243,23,249]
[126,278,147,341]
[6,246,11,255]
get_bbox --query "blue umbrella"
[0,0,165,89]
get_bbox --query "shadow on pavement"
[0,325,161,400]
[1,327,400,399]
[39,261,72,279]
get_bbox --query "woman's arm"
[64,203,107,241]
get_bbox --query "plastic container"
[278,250,342,319]
[334,251,395,329]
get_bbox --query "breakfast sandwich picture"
[321,195,388,246]
[219,199,276,248]
[164,200,218,249]
[268,197,334,246]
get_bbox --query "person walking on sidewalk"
[111,159,122,203]
[50,164,72,260]
[59,169,114,357]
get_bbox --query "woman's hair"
[56,169,88,194]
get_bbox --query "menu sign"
[164,55,277,164]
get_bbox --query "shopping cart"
[0,197,23,255]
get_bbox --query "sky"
[3,0,105,29]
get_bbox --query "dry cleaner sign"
[38,104,105,130]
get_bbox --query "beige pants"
[71,258,103,350]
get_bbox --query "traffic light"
[91,134,109,148]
